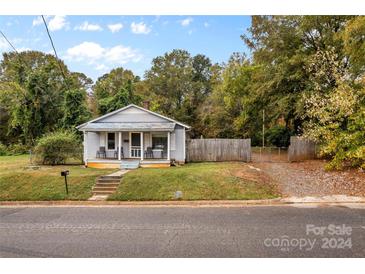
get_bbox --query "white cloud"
[32,16,43,26]
[18,47,31,52]
[66,42,104,61]
[95,64,108,71]
[104,45,142,63]
[130,22,151,34]
[48,16,68,31]
[0,39,9,51]
[107,23,123,33]
[65,41,142,66]
[75,21,103,32]
[180,17,193,27]
[204,22,210,28]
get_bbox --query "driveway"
[252,160,365,197]
[0,205,364,257]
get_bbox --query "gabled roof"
[78,122,176,132]
[77,104,190,130]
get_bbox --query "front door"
[130,132,141,158]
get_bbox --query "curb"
[0,198,365,207]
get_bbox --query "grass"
[108,162,279,201]
[0,155,116,201]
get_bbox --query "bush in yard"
[0,143,7,156]
[34,131,82,165]
[7,143,30,155]
[266,125,292,147]
[0,142,30,156]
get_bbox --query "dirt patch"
[224,164,280,194]
[252,160,365,197]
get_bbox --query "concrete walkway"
[88,170,130,201]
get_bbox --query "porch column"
[167,131,170,161]
[83,131,88,164]
[118,132,122,160]
[140,132,144,161]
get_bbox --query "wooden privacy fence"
[186,138,251,162]
[288,136,317,162]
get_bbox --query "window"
[107,133,115,150]
[152,133,167,152]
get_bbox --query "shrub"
[7,143,30,155]
[320,108,365,170]
[0,143,7,156]
[34,131,82,165]
[0,143,30,156]
[266,125,292,147]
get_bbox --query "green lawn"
[108,162,279,201]
[0,155,116,201]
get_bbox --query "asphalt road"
[0,205,364,257]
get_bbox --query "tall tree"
[92,67,140,115]
[0,51,90,145]
[61,88,91,130]
[145,49,213,137]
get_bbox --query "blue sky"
[0,16,251,81]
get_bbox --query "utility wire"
[41,15,68,82]
[0,30,19,54]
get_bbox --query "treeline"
[1,16,364,169]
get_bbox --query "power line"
[41,15,68,82]
[0,30,19,54]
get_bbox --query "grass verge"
[0,155,116,201]
[108,162,279,201]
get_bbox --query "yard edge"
[1,197,365,207]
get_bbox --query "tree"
[241,16,353,136]
[61,88,91,130]
[0,82,24,145]
[144,49,213,137]
[97,79,141,114]
[199,54,262,140]
[92,67,139,115]
[342,16,365,76]
[0,51,91,145]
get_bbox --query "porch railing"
[131,146,141,157]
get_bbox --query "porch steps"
[91,170,129,197]
[120,160,140,170]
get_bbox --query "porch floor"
[88,158,170,163]
[86,158,171,169]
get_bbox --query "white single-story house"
[77,104,190,168]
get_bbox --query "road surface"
[0,205,364,257]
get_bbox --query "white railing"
[131,146,141,158]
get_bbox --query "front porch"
[86,158,171,169]
[83,130,173,168]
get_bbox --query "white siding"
[86,132,100,159]
[98,106,168,123]
[170,125,185,162]
[170,132,176,150]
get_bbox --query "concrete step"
[96,180,120,185]
[121,160,140,169]
[93,186,118,192]
[94,182,120,187]
[92,190,116,195]
[99,175,122,180]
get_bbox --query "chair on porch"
[144,147,153,159]
[96,146,106,158]
[114,147,124,159]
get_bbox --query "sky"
[0,16,251,81]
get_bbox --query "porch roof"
[80,122,176,132]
